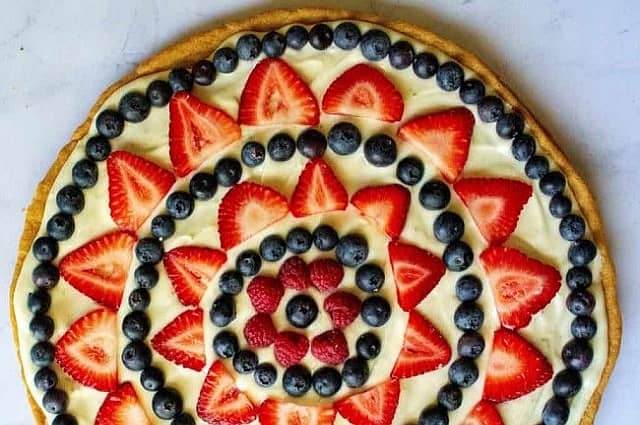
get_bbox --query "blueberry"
[42,389,68,414]
[454,302,484,331]
[119,91,151,123]
[455,275,482,302]
[542,396,569,425]
[52,414,78,425]
[236,34,262,61]
[434,211,465,243]
[259,235,287,262]
[457,330,485,359]
[283,364,312,396]
[28,288,51,314]
[477,96,504,123]
[568,240,597,266]
[213,330,239,358]
[286,294,318,328]
[459,79,485,104]
[436,62,464,91]
[396,156,424,185]
[342,357,369,388]
[360,29,391,61]
[254,363,277,387]
[313,367,342,397]
[559,214,585,241]
[29,314,54,341]
[32,262,59,289]
[336,234,369,267]
[309,24,333,50]
[571,316,597,339]
[86,135,111,161]
[313,225,339,251]
[566,268,593,292]
[552,369,582,398]
[151,214,175,240]
[419,180,451,210]
[152,387,183,419]
[567,290,595,316]
[263,31,286,57]
[364,134,397,166]
[286,227,312,254]
[56,185,84,215]
[355,264,385,293]
[33,236,58,262]
[168,68,193,92]
[389,41,414,69]
[147,80,173,107]
[334,22,361,50]
[285,26,308,50]
[525,155,550,179]
[213,47,238,73]
[128,288,151,311]
[356,332,381,360]
[268,133,296,161]
[31,341,55,367]
[171,413,195,425]
[191,60,216,85]
[413,52,439,79]
[511,134,536,162]
[214,157,242,187]
[166,191,194,219]
[328,122,362,155]
[448,357,479,387]
[496,112,524,139]
[443,241,473,271]
[47,213,74,240]
[141,366,165,391]
[418,406,449,425]
[218,271,244,295]
[122,310,151,341]
[135,264,159,289]
[72,159,98,189]
[121,341,152,371]
[549,194,572,218]
[236,250,261,276]
[562,338,593,371]
[361,296,391,327]
[96,109,124,138]
[241,141,266,167]
[297,129,327,158]
[136,238,164,265]
[210,295,236,327]
[188,172,217,201]
[437,383,462,411]
[540,171,566,197]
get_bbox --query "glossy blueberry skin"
[334,22,361,50]
[128,288,151,311]
[168,68,193,92]
[477,96,504,123]
[218,271,244,295]
[52,414,78,425]
[42,389,68,414]
[549,194,572,218]
[141,366,165,391]
[566,290,595,316]
[286,227,313,254]
[28,288,52,314]
[296,129,327,158]
[457,330,485,359]
[286,294,319,328]
[389,40,415,69]
[285,26,308,50]
[236,34,262,60]
[31,341,54,366]
[568,239,597,266]
[86,135,112,161]
[433,211,465,244]
[146,80,173,107]
[511,133,536,161]
[187,172,218,206]
[360,29,391,61]
[542,396,570,425]
[454,302,484,332]
[396,156,424,185]
[47,213,74,241]
[312,367,342,397]
[32,262,60,289]
[309,24,333,50]
[263,31,286,57]
[448,357,479,388]
[214,157,242,187]
[210,295,236,327]
[151,214,176,240]
[356,332,381,360]
[342,357,369,388]
[336,234,369,267]
[166,192,194,220]
[236,250,262,276]
[72,159,98,189]
[56,185,84,215]
[268,133,296,161]
[119,91,151,123]
[233,349,259,374]
[241,141,266,167]
[355,264,385,293]
[30,314,54,341]
[419,180,451,210]
[571,316,597,339]
[259,235,287,262]
[34,367,58,391]
[96,109,125,138]
[191,59,216,85]
[213,47,239,73]
[455,275,482,302]
[364,134,397,166]
[562,338,593,371]
[540,171,566,196]
[552,368,582,398]
[121,341,152,371]
[152,387,183,420]
[328,122,362,155]
[361,296,391,327]
[413,52,439,79]
[459,79,485,104]
[525,155,550,179]
[418,406,449,425]
[213,330,239,359]
[496,112,525,139]
[559,214,586,241]
[254,363,278,387]
[437,383,463,411]
[436,62,464,91]
[171,413,196,425]
[135,264,159,289]
[443,241,474,272]
[313,225,339,251]
[122,310,151,341]
[33,236,58,262]
[135,237,164,265]
[283,364,312,396]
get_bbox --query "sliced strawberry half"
[391,310,451,379]
[169,91,241,177]
[454,178,532,244]
[55,308,117,392]
[59,230,136,309]
[197,360,256,425]
[351,184,410,238]
[335,379,400,425]
[239,58,319,126]
[150,308,205,371]
[322,63,404,122]
[461,401,504,425]
[107,150,176,231]
[388,241,446,311]
[258,398,336,425]
[480,246,561,329]
[290,158,348,217]
[163,246,227,307]
[95,382,152,425]
[397,107,475,182]
[483,329,553,403]
[218,181,289,250]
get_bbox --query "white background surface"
[0,1,638,424]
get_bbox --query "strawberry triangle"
[462,401,505,425]
[335,380,401,425]
[259,399,336,425]
[95,382,152,425]
[290,158,348,217]
[351,184,410,238]
[151,308,205,371]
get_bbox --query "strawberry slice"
[59,230,136,309]
[480,246,561,329]
[55,308,117,392]
[397,107,475,183]
[107,150,176,231]
[169,91,241,177]
[322,63,404,122]
[461,401,504,425]
[197,361,256,425]
[163,246,227,307]
[218,181,289,250]
[150,308,205,371]
[351,184,410,238]
[454,178,532,244]
[335,379,401,425]
[388,241,446,311]
[239,58,319,126]
[258,398,336,425]
[483,329,553,403]
[95,382,151,425]
[391,310,451,379]
[290,158,348,217]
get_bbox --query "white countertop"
[1,1,638,423]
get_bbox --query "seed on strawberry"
[311,329,349,365]
[243,314,277,348]
[95,382,151,425]
[324,291,361,328]
[309,258,344,292]
[247,276,284,314]
[278,256,311,290]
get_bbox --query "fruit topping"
[351,184,410,238]
[247,276,284,313]
[243,313,278,348]
[258,398,335,425]
[274,331,309,367]
[290,158,348,217]
[324,291,361,328]
[460,401,504,425]
[278,256,312,290]
[311,329,349,365]
[150,308,205,371]
[335,379,400,425]
[95,382,151,425]
[309,258,344,292]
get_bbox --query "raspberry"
[309,258,344,292]
[274,331,309,367]
[247,276,284,313]
[278,256,311,290]
[243,314,277,348]
[311,329,349,365]
[323,291,361,328]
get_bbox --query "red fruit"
[238,58,319,126]
[397,107,475,183]
[274,331,309,367]
[169,91,241,177]
[483,329,553,403]
[290,158,348,217]
[335,379,400,425]
[247,276,284,313]
[197,361,256,425]
[388,241,446,311]
[278,256,311,290]
[308,258,344,292]
[218,182,289,250]
[454,178,532,244]
[59,230,136,309]
[480,246,561,329]
[95,382,151,425]
[150,308,205,371]
[322,63,404,122]
[258,399,335,425]
[351,184,410,238]
[107,150,175,231]
[244,313,277,348]
[55,308,117,392]
[324,291,361,328]
[461,401,505,425]
[311,329,349,365]
[163,246,227,307]
[391,310,451,379]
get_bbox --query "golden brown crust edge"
[9,7,620,425]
